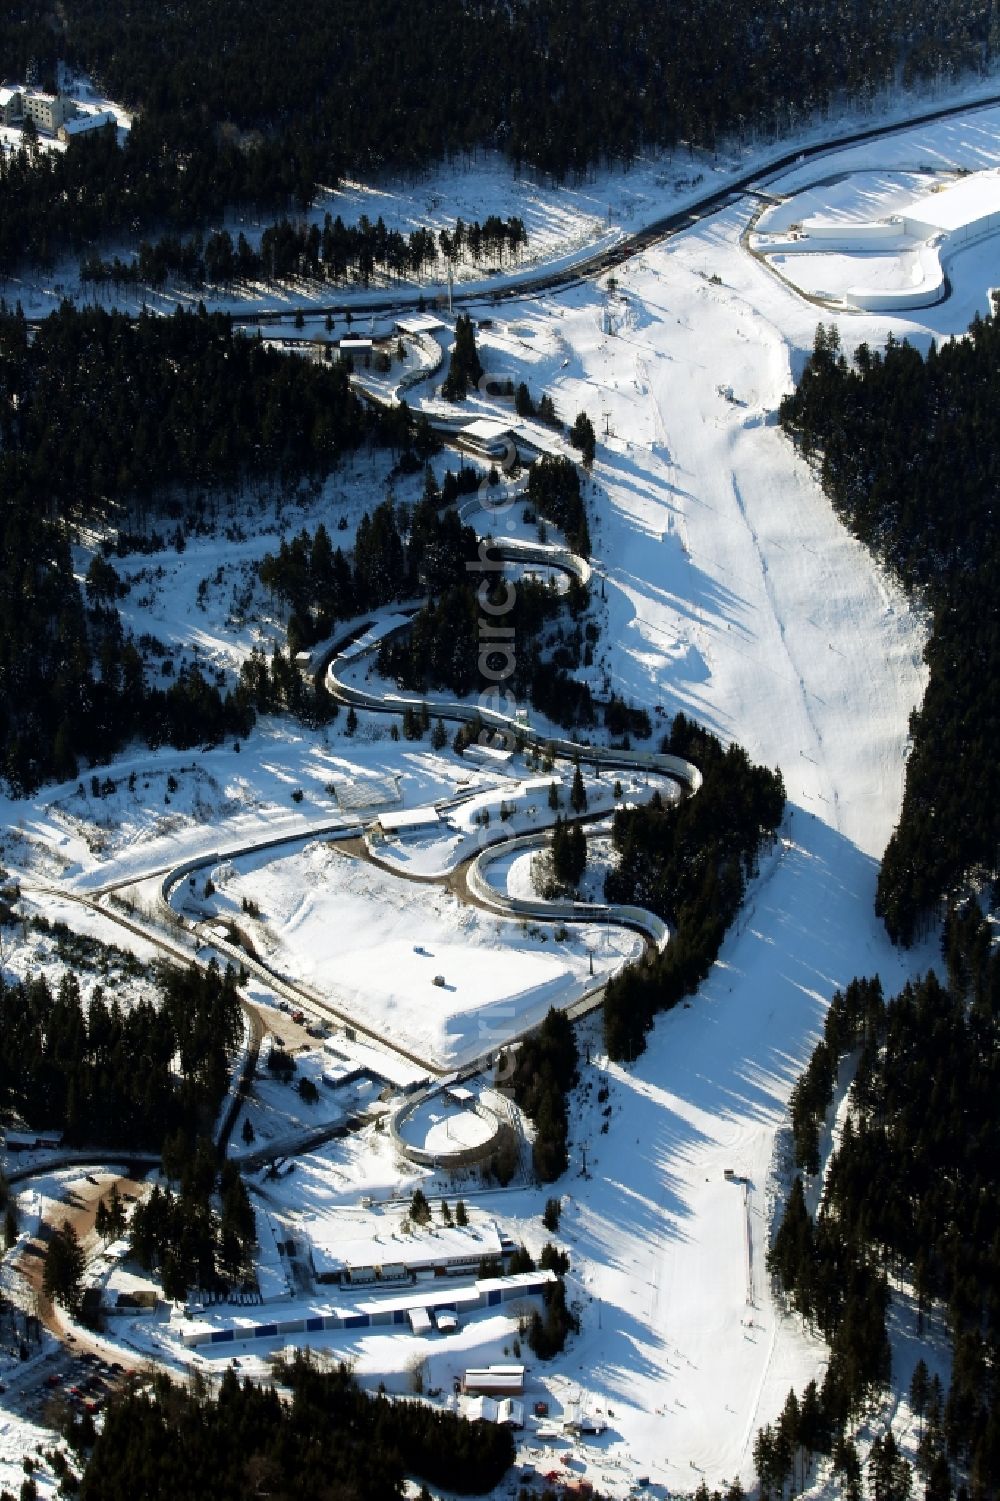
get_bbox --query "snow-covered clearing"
[185,839,640,1068]
[0,1408,56,1500]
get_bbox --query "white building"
[396,313,445,335]
[900,170,1000,247]
[375,806,441,837]
[463,1395,525,1426]
[311,1217,510,1285]
[459,417,517,461]
[462,1364,525,1396]
[59,109,116,142]
[22,92,76,133]
[339,336,373,365]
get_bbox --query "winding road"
[210,88,1000,330]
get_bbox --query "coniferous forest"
[602,716,785,1061]
[1,0,998,263]
[378,570,597,733]
[766,902,1000,1499]
[779,307,1000,943]
[0,301,402,791]
[78,213,528,294]
[509,1006,579,1183]
[257,480,477,655]
[76,1357,515,1500]
[0,958,241,1151]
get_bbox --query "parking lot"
[2,1345,127,1427]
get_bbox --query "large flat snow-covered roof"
[462,417,514,442]
[311,1218,503,1276]
[396,313,445,334]
[61,110,116,135]
[377,806,441,832]
[903,170,1000,233]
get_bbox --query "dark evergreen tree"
[43,1221,85,1316]
[570,761,588,813]
[602,724,783,1059]
[441,314,483,401]
[569,410,596,467]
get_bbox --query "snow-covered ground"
[4,73,1000,322]
[370,768,674,880]
[6,83,1000,1497]
[183,838,641,1068]
[405,98,961,1492]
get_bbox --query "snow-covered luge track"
[321,540,701,792]
[466,827,670,952]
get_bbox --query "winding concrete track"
[18,89,993,342]
[320,539,701,795]
[465,826,669,951]
[210,89,1000,330]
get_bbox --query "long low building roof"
[903,169,1000,233]
[61,110,116,135]
[396,313,445,334]
[377,806,441,832]
[311,1218,504,1276]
